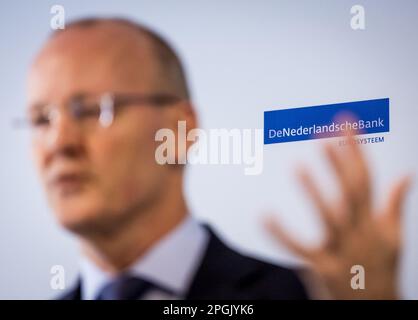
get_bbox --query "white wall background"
[0,0,417,299]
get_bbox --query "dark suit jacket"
[59,227,308,300]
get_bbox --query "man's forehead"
[37,22,156,68]
[48,21,153,52]
[28,22,158,99]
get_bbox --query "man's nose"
[43,109,85,160]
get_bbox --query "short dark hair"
[52,17,190,99]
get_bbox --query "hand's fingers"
[297,167,340,238]
[324,136,371,226]
[384,175,413,220]
[263,215,315,260]
[324,142,360,223]
[345,129,372,207]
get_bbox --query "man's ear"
[166,100,198,164]
[183,101,198,151]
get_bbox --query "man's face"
[27,25,176,234]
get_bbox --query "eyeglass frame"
[17,92,183,132]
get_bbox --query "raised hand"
[265,130,412,299]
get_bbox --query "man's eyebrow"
[27,102,47,112]
[71,92,88,100]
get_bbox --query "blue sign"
[264,98,390,144]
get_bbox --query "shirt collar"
[79,215,209,300]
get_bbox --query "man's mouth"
[48,172,90,196]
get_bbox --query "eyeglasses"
[18,92,181,134]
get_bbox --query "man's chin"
[51,197,109,236]
[55,210,104,235]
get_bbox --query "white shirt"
[79,216,209,300]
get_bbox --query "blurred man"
[26,17,411,300]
